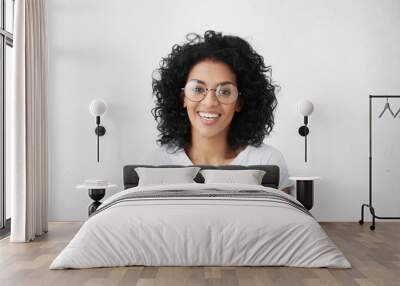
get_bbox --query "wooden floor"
[0,222,399,286]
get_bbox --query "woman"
[143,30,293,193]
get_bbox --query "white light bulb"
[298,99,314,116]
[89,99,108,116]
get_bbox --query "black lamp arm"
[94,116,106,162]
[298,116,310,162]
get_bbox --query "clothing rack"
[359,95,400,230]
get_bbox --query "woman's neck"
[185,131,242,165]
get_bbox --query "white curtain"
[8,0,48,242]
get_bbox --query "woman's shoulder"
[246,143,284,158]
[235,143,286,166]
[244,143,292,189]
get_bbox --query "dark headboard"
[123,165,280,189]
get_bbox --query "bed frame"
[123,165,280,189]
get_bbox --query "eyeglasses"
[181,80,240,104]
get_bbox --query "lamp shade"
[298,99,314,116]
[89,98,107,116]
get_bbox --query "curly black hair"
[151,30,278,152]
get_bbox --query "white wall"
[47,0,400,221]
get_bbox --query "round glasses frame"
[181,82,241,104]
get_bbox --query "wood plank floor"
[0,222,399,286]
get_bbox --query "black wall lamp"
[89,99,108,162]
[297,99,314,162]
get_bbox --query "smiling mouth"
[196,111,221,126]
[197,111,221,121]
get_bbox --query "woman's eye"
[193,87,205,93]
[219,89,232,96]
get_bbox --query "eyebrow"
[189,79,235,86]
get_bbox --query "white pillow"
[135,167,201,186]
[200,169,266,185]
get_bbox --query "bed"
[49,165,351,269]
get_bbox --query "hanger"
[394,106,400,118]
[378,97,395,118]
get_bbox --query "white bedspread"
[50,183,351,269]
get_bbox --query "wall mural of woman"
[143,30,293,193]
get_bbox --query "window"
[0,0,14,234]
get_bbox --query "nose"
[201,89,220,106]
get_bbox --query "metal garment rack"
[359,95,400,230]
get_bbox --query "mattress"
[50,183,351,269]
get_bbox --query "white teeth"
[198,112,220,119]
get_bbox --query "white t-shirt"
[140,143,293,190]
